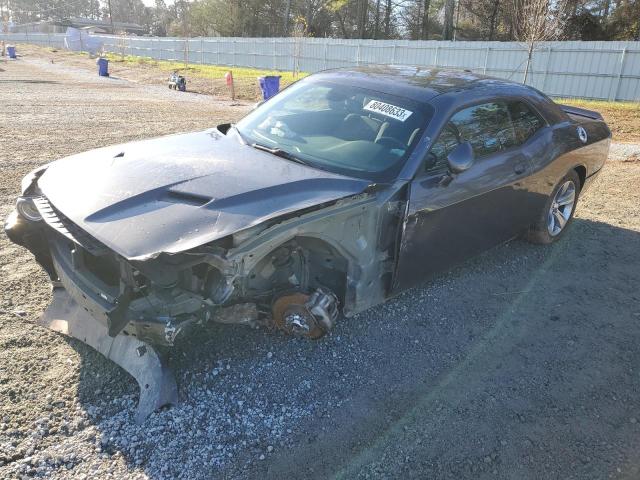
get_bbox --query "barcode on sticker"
[364,100,413,122]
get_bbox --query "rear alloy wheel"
[547,180,576,237]
[526,170,580,244]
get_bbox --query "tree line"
[2,0,639,41]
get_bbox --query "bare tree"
[442,0,455,39]
[292,16,308,77]
[461,0,503,40]
[373,0,381,38]
[510,0,567,83]
[384,0,392,36]
[488,0,500,40]
[357,0,368,38]
[283,0,292,35]
[420,0,430,39]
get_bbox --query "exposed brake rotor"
[272,288,339,339]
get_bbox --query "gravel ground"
[609,142,640,162]
[1,57,640,480]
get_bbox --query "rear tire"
[526,170,581,245]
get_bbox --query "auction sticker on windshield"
[364,100,413,121]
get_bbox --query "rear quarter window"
[508,101,544,144]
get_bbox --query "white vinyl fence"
[2,32,639,101]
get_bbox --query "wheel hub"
[272,289,339,339]
[284,304,316,336]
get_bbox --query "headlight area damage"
[5,179,404,423]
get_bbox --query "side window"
[425,100,535,174]
[449,102,516,157]
[508,101,544,144]
[425,123,460,173]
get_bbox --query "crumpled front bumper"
[6,207,141,339]
[5,207,179,422]
[7,198,206,347]
[4,209,58,282]
[47,233,136,338]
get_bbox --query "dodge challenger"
[5,66,611,420]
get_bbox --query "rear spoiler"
[559,104,604,121]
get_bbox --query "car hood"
[37,128,371,260]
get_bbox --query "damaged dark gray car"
[5,66,610,421]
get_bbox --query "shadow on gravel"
[64,217,640,480]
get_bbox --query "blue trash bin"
[258,76,281,100]
[6,45,16,59]
[97,57,109,77]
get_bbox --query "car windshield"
[234,80,432,181]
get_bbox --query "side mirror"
[447,142,475,174]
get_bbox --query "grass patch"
[557,98,639,112]
[104,53,304,87]
[557,98,640,143]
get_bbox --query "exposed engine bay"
[6,182,403,421]
[30,188,400,347]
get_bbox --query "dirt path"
[1,58,639,480]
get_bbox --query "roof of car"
[310,65,529,103]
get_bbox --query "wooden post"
[323,41,328,70]
[183,38,188,68]
[483,47,490,74]
[541,46,552,94]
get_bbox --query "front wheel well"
[242,236,349,308]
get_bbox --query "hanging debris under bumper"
[41,287,178,424]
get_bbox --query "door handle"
[514,163,527,175]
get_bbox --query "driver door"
[393,101,533,292]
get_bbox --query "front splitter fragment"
[40,288,178,423]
